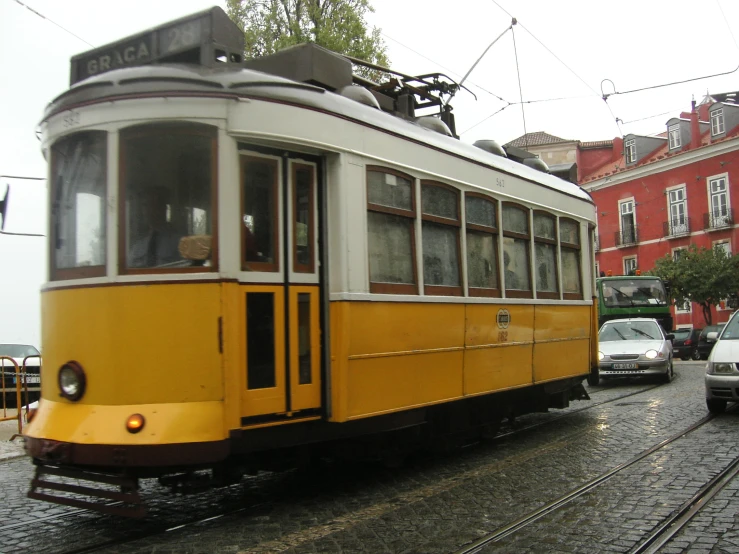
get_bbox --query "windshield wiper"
[632,328,655,340]
[613,328,628,341]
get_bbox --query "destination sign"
[68,7,243,85]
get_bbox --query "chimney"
[690,100,701,149]
[612,136,624,161]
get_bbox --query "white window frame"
[623,255,637,275]
[665,184,688,235]
[706,173,731,228]
[668,124,681,150]
[625,139,636,163]
[711,108,725,136]
[618,198,636,245]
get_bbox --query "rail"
[0,356,23,436]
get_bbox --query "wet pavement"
[2,361,739,553]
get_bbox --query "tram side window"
[121,123,217,273]
[534,212,558,298]
[422,182,462,296]
[50,131,107,280]
[560,218,583,299]
[366,168,417,294]
[502,203,532,297]
[242,156,279,272]
[465,194,500,297]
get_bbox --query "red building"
[580,92,739,329]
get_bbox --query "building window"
[534,212,558,298]
[366,167,417,294]
[465,194,500,297]
[668,124,681,150]
[560,218,582,299]
[619,199,636,244]
[667,186,688,235]
[708,176,730,228]
[623,256,637,276]
[711,108,725,136]
[672,247,686,262]
[502,203,532,298]
[625,139,636,163]
[675,298,691,313]
[421,182,461,296]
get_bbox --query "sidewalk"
[0,411,29,461]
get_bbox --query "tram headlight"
[58,361,86,401]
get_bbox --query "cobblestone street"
[2,361,738,553]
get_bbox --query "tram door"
[239,151,322,422]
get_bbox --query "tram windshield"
[121,123,216,271]
[600,278,667,307]
[50,131,107,279]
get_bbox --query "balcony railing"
[663,218,691,238]
[703,208,733,230]
[614,226,638,247]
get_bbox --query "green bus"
[596,275,673,332]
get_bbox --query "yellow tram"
[23,7,599,516]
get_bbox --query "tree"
[651,244,739,325]
[226,0,389,80]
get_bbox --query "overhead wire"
[511,27,528,149]
[487,0,622,137]
[11,0,94,47]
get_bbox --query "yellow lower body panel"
[24,399,226,445]
[330,301,591,422]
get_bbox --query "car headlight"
[645,350,659,359]
[708,362,735,375]
[58,361,86,401]
[598,351,605,361]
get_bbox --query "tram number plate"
[613,363,637,370]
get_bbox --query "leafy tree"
[651,244,739,325]
[226,0,389,80]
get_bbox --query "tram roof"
[44,63,592,205]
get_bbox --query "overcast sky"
[1,0,738,346]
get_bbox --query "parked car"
[672,327,703,361]
[705,313,739,413]
[697,324,726,360]
[0,343,41,407]
[596,318,674,385]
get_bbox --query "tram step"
[28,464,146,518]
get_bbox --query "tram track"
[0,381,672,554]
[453,408,733,554]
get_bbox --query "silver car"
[596,318,674,385]
[705,311,739,414]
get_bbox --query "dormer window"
[711,108,725,136]
[668,124,681,149]
[625,138,636,163]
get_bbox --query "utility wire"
[488,0,600,98]
[459,105,511,135]
[11,0,94,47]
[511,27,528,149]
[716,0,739,52]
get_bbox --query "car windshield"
[599,321,662,342]
[0,344,40,358]
[718,318,739,340]
[600,278,667,307]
